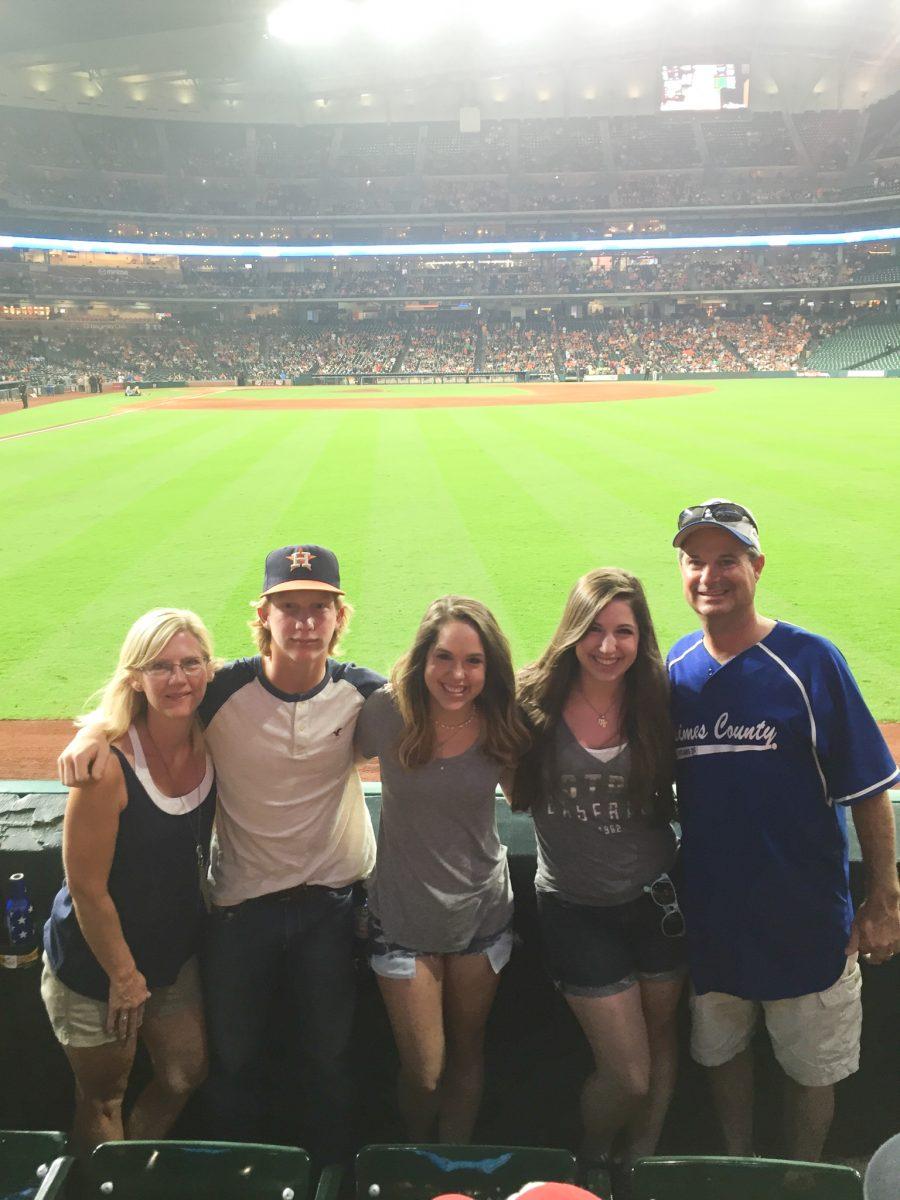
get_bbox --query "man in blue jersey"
[667,499,899,1160]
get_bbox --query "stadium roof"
[0,0,898,124]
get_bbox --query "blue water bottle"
[3,873,39,968]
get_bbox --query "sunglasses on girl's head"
[643,873,685,939]
[677,502,758,532]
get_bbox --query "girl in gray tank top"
[512,568,685,1169]
[354,596,528,1145]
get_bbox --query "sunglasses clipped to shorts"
[643,872,685,938]
[677,502,758,533]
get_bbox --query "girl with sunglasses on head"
[42,609,217,1152]
[354,596,529,1143]
[512,569,685,1169]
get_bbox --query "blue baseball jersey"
[667,621,898,1001]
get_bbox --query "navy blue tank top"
[44,738,216,1001]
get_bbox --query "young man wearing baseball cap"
[58,544,385,1161]
[666,500,899,1160]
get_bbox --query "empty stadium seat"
[88,1139,335,1200]
[629,1155,863,1200]
[355,1144,578,1200]
[0,1129,72,1200]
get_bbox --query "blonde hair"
[77,608,217,742]
[390,596,529,771]
[513,568,674,817]
[249,593,353,658]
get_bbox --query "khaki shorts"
[690,954,863,1087]
[41,955,203,1049]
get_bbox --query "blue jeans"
[199,884,356,1161]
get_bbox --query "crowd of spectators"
[401,323,478,372]
[0,310,875,387]
[3,245,890,304]
[3,106,899,223]
[315,323,405,374]
[480,323,557,373]
[8,162,900,219]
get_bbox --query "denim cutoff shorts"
[537,886,686,998]
[368,913,514,980]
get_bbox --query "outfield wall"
[130,369,900,388]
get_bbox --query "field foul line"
[0,388,215,444]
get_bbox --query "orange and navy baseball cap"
[260,544,344,597]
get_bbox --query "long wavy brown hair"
[391,596,529,771]
[512,568,675,819]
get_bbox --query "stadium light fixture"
[266,0,353,46]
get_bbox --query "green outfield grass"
[0,378,897,719]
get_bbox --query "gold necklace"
[433,712,477,731]
[579,686,620,729]
[432,712,478,757]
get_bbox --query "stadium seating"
[355,1144,578,1200]
[1,104,897,219]
[0,1130,72,1200]
[88,1139,336,1200]
[611,115,700,169]
[629,1155,862,1200]
[7,310,893,386]
[804,318,900,370]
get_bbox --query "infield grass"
[0,378,897,719]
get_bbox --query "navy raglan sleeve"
[198,657,259,729]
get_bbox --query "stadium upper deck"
[1,102,899,235]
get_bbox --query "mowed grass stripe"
[0,380,896,718]
[405,403,652,659]
[488,384,898,699]
[347,410,516,674]
[0,408,351,715]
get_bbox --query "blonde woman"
[354,597,528,1143]
[42,609,216,1152]
[513,569,684,1169]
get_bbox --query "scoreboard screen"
[661,63,750,112]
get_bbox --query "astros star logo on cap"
[288,548,316,571]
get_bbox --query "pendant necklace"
[579,687,618,730]
[432,711,477,768]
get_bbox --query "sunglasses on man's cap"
[673,501,760,551]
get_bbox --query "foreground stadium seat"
[629,1155,862,1200]
[355,1144,578,1200]
[88,1140,329,1200]
[0,1129,72,1199]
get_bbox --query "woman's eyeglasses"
[141,657,209,680]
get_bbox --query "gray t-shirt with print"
[354,686,513,953]
[532,720,676,906]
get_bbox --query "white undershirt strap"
[126,724,213,815]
